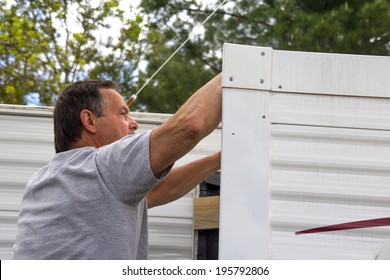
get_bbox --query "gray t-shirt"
[13,131,170,259]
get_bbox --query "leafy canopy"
[1,0,389,112]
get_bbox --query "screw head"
[229,76,234,81]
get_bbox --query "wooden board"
[193,196,220,230]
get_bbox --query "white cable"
[128,0,227,105]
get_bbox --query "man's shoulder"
[99,131,151,152]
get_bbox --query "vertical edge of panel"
[219,88,271,259]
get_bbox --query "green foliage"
[135,29,213,113]
[266,0,390,54]
[137,0,221,113]
[88,11,146,107]
[135,0,389,112]
[1,0,389,112]
[0,0,142,105]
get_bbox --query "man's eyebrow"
[120,106,130,113]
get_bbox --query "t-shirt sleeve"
[95,131,172,205]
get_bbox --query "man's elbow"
[183,115,207,142]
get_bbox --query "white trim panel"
[219,88,271,259]
[222,43,273,90]
[271,92,390,130]
[272,50,390,97]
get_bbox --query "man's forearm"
[176,73,222,138]
[149,74,222,174]
[147,152,221,208]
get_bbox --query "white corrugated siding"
[270,92,390,259]
[0,105,221,259]
[220,44,390,259]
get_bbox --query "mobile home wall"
[220,43,390,259]
[0,104,221,259]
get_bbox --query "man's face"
[95,88,139,147]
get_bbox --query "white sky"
[61,0,226,46]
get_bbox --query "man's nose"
[129,118,139,132]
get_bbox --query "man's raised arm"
[149,73,222,175]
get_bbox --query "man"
[13,74,222,259]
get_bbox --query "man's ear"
[80,109,97,134]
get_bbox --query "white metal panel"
[376,241,390,259]
[222,43,273,90]
[0,104,221,260]
[219,88,271,259]
[148,216,193,260]
[272,50,390,97]
[220,43,390,259]
[0,114,54,212]
[270,123,390,259]
[0,211,18,260]
[272,92,390,130]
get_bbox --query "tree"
[87,12,146,108]
[136,0,222,113]
[0,0,47,104]
[137,0,390,112]
[2,0,389,111]
[264,0,390,55]
[0,0,143,105]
